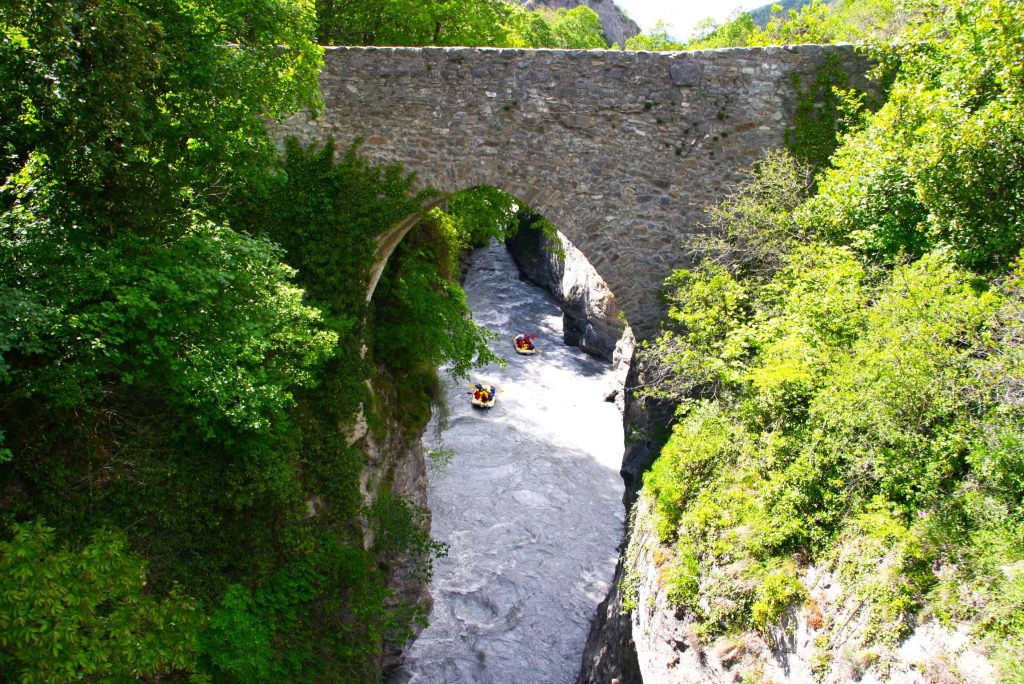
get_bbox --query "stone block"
[668,60,702,87]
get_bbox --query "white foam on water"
[392,240,625,684]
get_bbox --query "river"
[390,239,626,684]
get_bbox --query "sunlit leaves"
[372,218,502,381]
[316,0,505,46]
[625,21,684,51]
[804,0,1024,271]
[697,150,813,280]
[642,158,1019,657]
[685,0,913,49]
[0,0,322,234]
[0,520,202,682]
[315,0,608,49]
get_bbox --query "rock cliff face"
[505,225,635,413]
[616,356,674,507]
[350,367,433,674]
[505,226,629,362]
[579,495,999,684]
[577,351,674,684]
[519,0,640,47]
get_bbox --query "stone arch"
[274,44,873,338]
[365,196,446,304]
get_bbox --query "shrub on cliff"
[642,233,1021,672]
[802,0,1024,271]
[639,4,1024,672]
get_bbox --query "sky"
[612,0,767,40]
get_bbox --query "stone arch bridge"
[274,45,871,339]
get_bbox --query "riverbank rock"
[505,226,629,363]
[616,350,673,506]
[577,553,643,684]
[346,366,433,675]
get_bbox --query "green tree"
[441,186,522,246]
[625,20,684,51]
[502,4,558,47]
[685,0,913,50]
[0,0,321,231]
[0,0,327,441]
[548,6,608,49]
[802,0,1024,271]
[0,0,362,676]
[684,11,757,49]
[315,0,608,49]
[0,0,335,571]
[0,520,202,682]
[1,1,506,679]
[316,0,508,46]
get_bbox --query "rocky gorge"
[503,227,1000,684]
[359,188,1009,684]
[365,98,1008,684]
[308,17,1011,683]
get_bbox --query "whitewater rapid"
[390,239,625,684]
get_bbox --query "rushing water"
[390,240,626,684]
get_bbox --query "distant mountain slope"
[519,0,640,47]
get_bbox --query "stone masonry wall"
[273,44,872,340]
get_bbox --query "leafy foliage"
[643,233,1019,664]
[0,0,321,231]
[439,186,523,248]
[199,541,398,683]
[625,21,685,51]
[693,150,814,280]
[0,520,202,682]
[0,0,503,677]
[785,53,869,173]
[685,0,915,49]
[4,218,336,437]
[372,208,503,384]
[801,0,1024,271]
[315,0,609,49]
[316,0,507,47]
[638,6,1024,670]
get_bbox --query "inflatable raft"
[512,334,537,355]
[471,384,498,409]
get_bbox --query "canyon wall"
[578,496,997,684]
